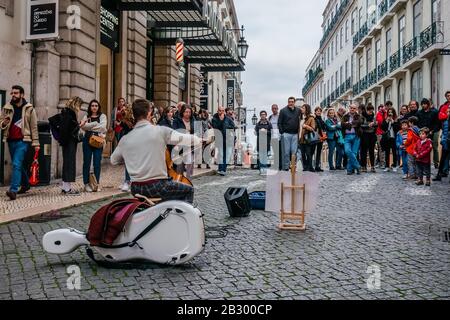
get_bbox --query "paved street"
[0,168,449,300]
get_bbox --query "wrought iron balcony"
[377,60,388,80]
[402,37,418,64]
[353,83,360,96]
[378,0,389,17]
[389,51,401,73]
[353,22,369,48]
[368,69,378,87]
[420,21,444,52]
[320,0,351,48]
[302,66,323,96]
[345,78,352,91]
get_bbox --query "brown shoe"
[425,180,431,187]
[415,180,424,186]
[6,191,17,201]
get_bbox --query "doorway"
[98,44,113,157]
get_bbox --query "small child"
[397,120,409,179]
[404,116,420,180]
[413,127,433,186]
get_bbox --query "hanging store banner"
[227,79,236,109]
[100,0,120,52]
[200,68,209,110]
[26,0,59,41]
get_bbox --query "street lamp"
[227,25,249,60]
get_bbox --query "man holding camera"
[0,85,40,200]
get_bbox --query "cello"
[166,148,194,187]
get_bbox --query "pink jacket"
[414,139,433,164]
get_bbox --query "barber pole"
[176,38,184,64]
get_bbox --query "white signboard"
[265,171,320,214]
[26,0,59,41]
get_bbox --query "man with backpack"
[0,85,40,200]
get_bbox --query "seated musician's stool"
[224,188,251,218]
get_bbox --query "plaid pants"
[131,179,194,203]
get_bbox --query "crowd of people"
[1,83,449,201]
[0,85,241,200]
[252,93,450,187]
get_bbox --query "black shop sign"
[100,2,120,52]
[227,79,236,109]
[26,0,59,41]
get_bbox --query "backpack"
[48,113,62,143]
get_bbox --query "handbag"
[305,131,320,145]
[72,126,84,143]
[89,134,105,149]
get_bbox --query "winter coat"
[278,106,301,135]
[441,118,449,150]
[376,110,387,135]
[414,139,433,164]
[0,101,39,147]
[173,116,195,134]
[299,115,317,144]
[361,113,377,135]
[59,107,80,147]
[404,126,420,156]
[417,108,440,133]
[438,102,450,122]
[381,119,400,139]
[325,117,344,144]
[341,113,363,137]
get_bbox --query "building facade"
[304,0,449,112]
[0,0,246,185]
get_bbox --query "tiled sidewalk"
[0,165,215,225]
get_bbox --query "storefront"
[0,90,6,185]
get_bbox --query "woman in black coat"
[313,107,326,172]
[381,107,400,172]
[172,104,195,179]
[59,97,83,195]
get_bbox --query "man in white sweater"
[111,99,201,203]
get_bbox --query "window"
[366,47,372,73]
[413,0,423,38]
[331,76,334,92]
[335,71,339,90]
[340,27,344,49]
[336,35,339,55]
[399,16,406,61]
[386,28,392,69]
[375,39,381,67]
[375,92,380,108]
[345,19,349,42]
[351,9,357,34]
[384,86,392,102]
[411,68,423,101]
[327,79,330,96]
[340,66,344,86]
[432,0,441,23]
[431,59,441,106]
[327,46,331,65]
[331,41,334,61]
[398,79,405,107]
[359,56,364,79]
[359,7,364,30]
[345,60,349,80]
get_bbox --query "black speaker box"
[224,187,251,217]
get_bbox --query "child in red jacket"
[414,128,433,186]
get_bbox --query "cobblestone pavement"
[0,165,214,224]
[0,168,449,300]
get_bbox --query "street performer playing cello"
[111,99,202,203]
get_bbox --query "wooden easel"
[279,155,307,231]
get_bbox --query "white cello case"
[43,201,205,266]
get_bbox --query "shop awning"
[115,0,245,72]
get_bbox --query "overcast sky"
[234,0,328,112]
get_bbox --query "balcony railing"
[389,51,401,73]
[354,0,399,49]
[368,69,378,87]
[420,21,444,52]
[377,60,388,80]
[345,77,352,91]
[402,37,419,64]
[302,66,323,96]
[320,0,351,48]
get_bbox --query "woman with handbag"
[325,108,344,171]
[60,97,83,195]
[313,107,327,172]
[299,104,317,172]
[80,100,107,192]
